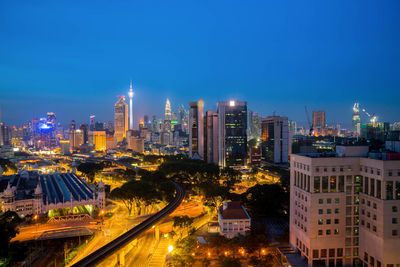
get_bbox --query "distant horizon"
[1,1,399,128]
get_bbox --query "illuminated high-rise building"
[352,102,361,134]
[114,96,129,142]
[205,110,218,165]
[128,80,134,130]
[312,110,326,134]
[261,115,289,164]
[165,98,171,121]
[89,115,95,131]
[188,99,204,159]
[46,112,56,126]
[217,100,247,168]
[90,131,106,151]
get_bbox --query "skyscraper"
[205,110,218,165]
[165,98,171,121]
[312,110,326,134]
[188,100,204,159]
[352,102,361,134]
[217,100,247,168]
[89,115,95,131]
[128,80,134,130]
[114,96,129,142]
[261,115,289,164]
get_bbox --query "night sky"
[1,1,399,128]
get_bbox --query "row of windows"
[314,176,345,193]
[315,166,352,173]
[318,198,340,204]
[318,208,340,215]
[317,229,340,235]
[313,248,344,258]
[318,218,340,225]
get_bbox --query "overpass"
[71,182,184,267]
[37,226,96,241]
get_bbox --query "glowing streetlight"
[207,252,211,257]
[168,245,173,253]
[224,251,228,256]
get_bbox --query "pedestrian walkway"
[147,238,169,267]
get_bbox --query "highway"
[71,181,184,267]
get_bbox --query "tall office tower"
[114,96,129,142]
[69,129,84,152]
[289,120,297,135]
[144,115,149,128]
[106,121,114,133]
[205,110,218,165]
[69,120,76,131]
[261,115,289,164]
[152,116,158,133]
[172,112,178,123]
[128,80,134,130]
[0,123,10,146]
[188,100,204,159]
[217,101,247,168]
[178,105,185,124]
[165,98,172,121]
[290,146,400,267]
[79,124,89,144]
[352,103,361,134]
[46,112,56,126]
[90,131,106,151]
[89,115,96,131]
[313,110,326,134]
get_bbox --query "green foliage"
[77,162,105,183]
[0,211,24,259]
[0,158,17,173]
[242,184,288,218]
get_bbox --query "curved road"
[72,181,184,267]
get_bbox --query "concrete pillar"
[119,249,125,266]
[155,226,160,241]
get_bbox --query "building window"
[373,226,376,232]
[322,176,328,193]
[335,208,339,214]
[326,229,331,235]
[334,229,339,235]
[318,219,323,225]
[393,206,398,212]
[392,218,398,224]
[327,209,331,214]
[335,219,339,224]
[313,249,319,258]
[329,248,335,257]
[330,176,337,192]
[327,198,331,204]
[318,230,323,235]
[335,198,340,203]
[319,199,323,204]
[321,249,327,258]
[327,219,331,225]
[314,177,321,193]
[387,181,394,200]
[318,209,323,214]
[337,248,343,257]
[392,230,398,236]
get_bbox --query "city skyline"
[1,1,400,126]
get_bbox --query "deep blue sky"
[1,1,399,128]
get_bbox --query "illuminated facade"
[261,115,289,164]
[188,99,204,159]
[290,146,400,266]
[90,131,106,151]
[312,110,326,135]
[1,172,105,217]
[217,101,247,168]
[205,110,218,165]
[165,98,172,121]
[218,201,251,238]
[128,80,134,130]
[114,96,129,142]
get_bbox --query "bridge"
[37,227,96,241]
[48,214,92,224]
[71,182,184,267]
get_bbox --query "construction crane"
[304,106,313,136]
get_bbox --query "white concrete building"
[218,201,251,238]
[290,146,400,266]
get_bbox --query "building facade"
[114,96,129,142]
[205,110,218,165]
[217,101,247,168]
[218,201,251,238]
[313,111,326,135]
[188,100,204,159]
[1,172,105,217]
[261,115,289,165]
[290,146,400,266]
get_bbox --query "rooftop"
[219,201,250,220]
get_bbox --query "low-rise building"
[218,201,251,238]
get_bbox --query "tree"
[242,184,288,218]
[0,211,22,257]
[77,162,104,183]
[217,256,241,267]
[0,158,17,174]
[173,215,195,238]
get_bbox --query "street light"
[168,245,173,253]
